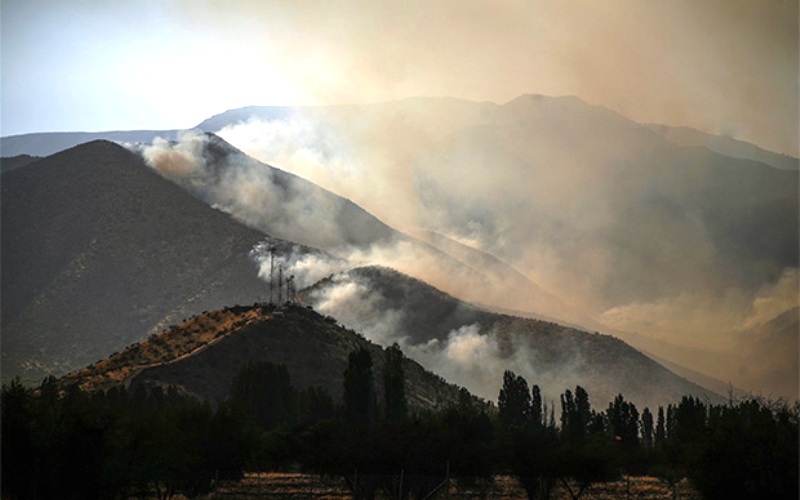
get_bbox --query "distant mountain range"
[0,137,721,408]
[2,95,796,401]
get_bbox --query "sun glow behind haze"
[1,0,797,158]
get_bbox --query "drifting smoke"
[307,270,591,403]
[134,130,376,250]
[216,102,799,343]
[132,109,798,399]
[309,273,511,401]
[133,128,578,325]
[249,243,347,290]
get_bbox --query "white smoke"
[132,130,359,249]
[127,118,799,400]
[249,242,347,290]
[308,272,585,402]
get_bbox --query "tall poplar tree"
[343,347,375,424]
[383,342,407,423]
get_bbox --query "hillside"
[136,132,569,321]
[0,140,308,385]
[301,266,723,410]
[0,154,41,173]
[59,304,474,412]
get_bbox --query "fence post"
[398,469,404,500]
[445,461,450,500]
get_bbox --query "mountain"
[299,266,723,410]
[0,140,308,385]
[645,123,799,171]
[411,229,596,327]
[733,307,799,399]
[3,96,796,398]
[205,95,797,311]
[58,304,475,412]
[0,130,181,157]
[203,96,798,399]
[135,132,571,322]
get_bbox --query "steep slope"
[59,304,474,412]
[0,140,305,385]
[136,132,567,321]
[300,266,722,410]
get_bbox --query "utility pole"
[277,265,284,304]
[287,275,295,304]
[269,247,275,305]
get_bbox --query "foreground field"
[207,472,703,499]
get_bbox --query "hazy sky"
[1,0,797,156]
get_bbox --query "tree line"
[2,344,797,499]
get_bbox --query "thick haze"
[2,0,797,157]
[207,99,797,398]
[2,0,797,398]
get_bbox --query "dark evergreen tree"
[498,374,556,500]
[229,360,296,431]
[498,370,531,429]
[1,378,36,500]
[689,399,798,499]
[560,389,575,431]
[654,406,666,447]
[673,396,707,445]
[575,386,591,432]
[343,347,375,424]
[296,386,336,426]
[560,386,591,443]
[641,407,654,448]
[383,342,407,423]
[531,384,543,428]
[666,404,676,442]
[606,394,639,448]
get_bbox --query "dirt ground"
[207,472,703,499]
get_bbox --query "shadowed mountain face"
[58,304,474,413]
[0,140,301,385]
[300,266,722,410]
[0,154,41,173]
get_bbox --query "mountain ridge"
[0,140,302,384]
[58,303,478,413]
